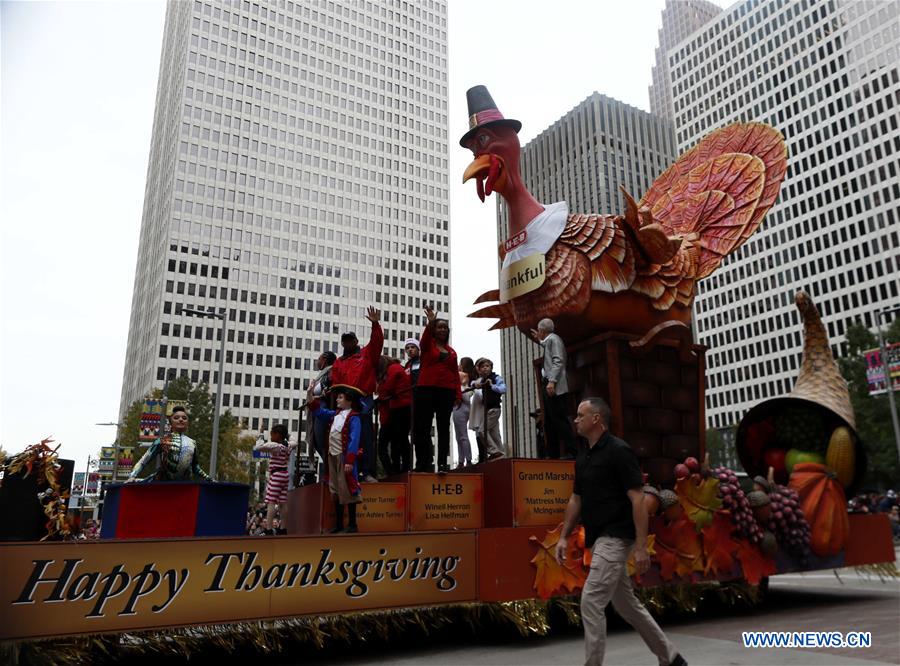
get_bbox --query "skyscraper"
[119,0,450,435]
[496,93,678,455]
[669,0,900,433]
[649,0,722,121]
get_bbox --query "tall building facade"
[496,94,678,455]
[669,0,900,432]
[120,0,451,435]
[649,0,722,121]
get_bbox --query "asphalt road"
[292,555,900,666]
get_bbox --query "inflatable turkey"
[461,85,787,340]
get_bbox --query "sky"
[0,0,729,468]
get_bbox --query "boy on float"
[312,385,364,533]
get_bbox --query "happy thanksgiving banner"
[0,533,478,640]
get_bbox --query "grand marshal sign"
[0,533,477,640]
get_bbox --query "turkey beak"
[463,154,507,203]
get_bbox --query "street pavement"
[294,552,900,666]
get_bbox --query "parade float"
[0,87,894,663]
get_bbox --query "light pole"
[182,306,226,480]
[81,455,98,510]
[875,305,900,462]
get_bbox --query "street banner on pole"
[140,399,189,441]
[72,472,86,495]
[865,343,900,395]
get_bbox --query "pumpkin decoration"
[826,426,856,488]
[788,462,849,557]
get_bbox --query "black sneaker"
[343,525,359,533]
[328,526,344,534]
[670,654,688,666]
[437,464,450,473]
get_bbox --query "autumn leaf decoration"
[654,518,704,581]
[530,475,779,597]
[701,512,741,578]
[529,524,588,599]
[676,477,722,530]
[735,537,777,585]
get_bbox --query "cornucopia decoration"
[736,291,863,556]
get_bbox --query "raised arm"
[255,440,289,453]
[363,306,384,367]
[312,404,337,423]
[419,319,434,354]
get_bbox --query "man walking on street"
[556,397,687,666]
[531,318,576,459]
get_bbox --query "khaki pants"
[484,407,504,456]
[580,537,676,666]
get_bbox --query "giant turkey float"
[0,86,894,661]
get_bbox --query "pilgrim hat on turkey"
[459,85,522,147]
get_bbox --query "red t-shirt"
[417,323,462,401]
[377,360,412,425]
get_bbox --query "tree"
[706,427,726,468]
[837,318,900,490]
[112,376,253,485]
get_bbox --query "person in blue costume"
[312,385,363,533]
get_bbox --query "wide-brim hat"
[329,384,364,400]
[459,85,521,147]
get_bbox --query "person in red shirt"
[376,355,413,474]
[330,306,383,482]
[412,306,462,472]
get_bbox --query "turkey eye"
[478,134,489,146]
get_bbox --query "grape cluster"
[767,485,811,557]
[713,466,763,543]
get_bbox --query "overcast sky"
[0,0,728,467]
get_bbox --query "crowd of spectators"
[247,502,281,536]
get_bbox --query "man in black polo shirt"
[556,397,686,666]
